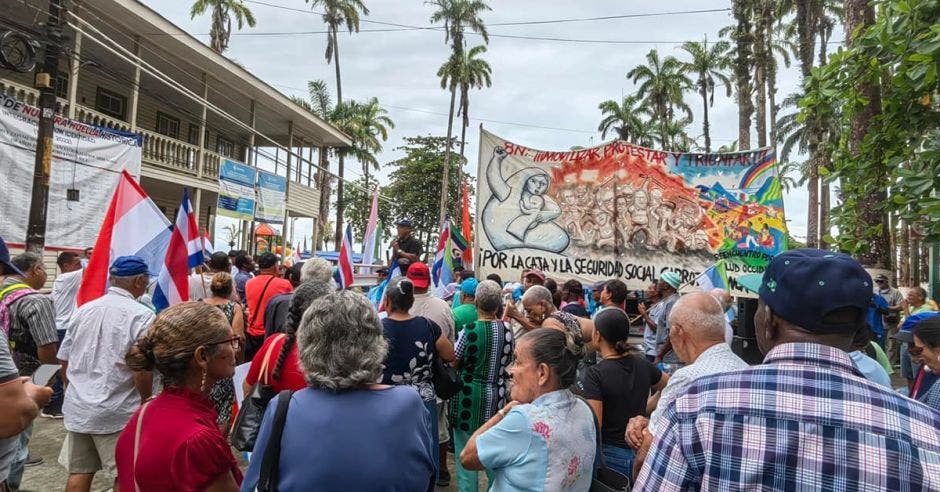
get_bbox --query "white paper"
[233,362,251,404]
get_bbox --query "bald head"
[670,292,727,344]
[709,288,733,312]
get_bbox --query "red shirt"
[245,333,307,393]
[244,274,293,336]
[116,387,243,492]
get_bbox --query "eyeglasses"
[908,345,925,356]
[206,335,241,350]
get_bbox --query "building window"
[216,135,235,158]
[156,112,180,139]
[95,87,126,120]
[187,124,209,147]
[55,71,68,99]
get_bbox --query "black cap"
[395,219,413,228]
[594,308,630,344]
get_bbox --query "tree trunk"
[438,84,457,228]
[766,8,779,147]
[819,181,830,248]
[753,0,770,148]
[332,26,345,249]
[845,0,887,269]
[897,217,910,286]
[796,0,819,248]
[733,0,753,150]
[755,65,767,148]
[911,237,921,286]
[316,147,331,250]
[701,86,711,154]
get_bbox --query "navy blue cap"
[594,307,629,344]
[395,219,413,228]
[759,249,872,334]
[109,256,154,277]
[0,237,24,277]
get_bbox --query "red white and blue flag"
[360,189,379,273]
[152,189,204,311]
[338,223,355,289]
[77,171,172,306]
[202,228,214,259]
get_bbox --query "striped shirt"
[635,342,940,491]
[1,278,58,376]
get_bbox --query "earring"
[200,368,207,393]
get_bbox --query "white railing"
[0,80,69,115]
[202,149,223,179]
[139,128,199,175]
[73,106,132,132]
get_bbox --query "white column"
[66,28,82,119]
[128,36,141,130]
[196,72,209,177]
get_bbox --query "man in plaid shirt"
[635,249,940,491]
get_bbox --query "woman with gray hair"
[449,280,515,491]
[242,291,436,491]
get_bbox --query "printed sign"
[254,170,286,224]
[217,159,257,221]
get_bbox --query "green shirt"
[868,341,894,375]
[452,304,479,334]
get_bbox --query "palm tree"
[680,37,732,154]
[454,45,492,160]
[597,94,656,146]
[731,0,755,150]
[291,80,334,249]
[626,49,693,150]
[190,0,256,54]
[306,0,370,249]
[343,97,395,190]
[429,0,491,227]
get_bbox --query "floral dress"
[206,300,238,426]
[381,316,441,403]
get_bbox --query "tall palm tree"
[680,37,732,154]
[626,49,693,150]
[291,80,334,249]
[455,45,492,160]
[345,97,395,191]
[190,0,256,54]
[597,94,655,146]
[306,0,370,249]
[731,0,755,150]
[429,0,491,227]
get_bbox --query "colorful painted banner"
[0,93,142,249]
[475,129,787,296]
[217,159,256,221]
[254,170,287,224]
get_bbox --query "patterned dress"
[449,319,515,433]
[207,300,238,426]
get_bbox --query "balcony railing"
[0,80,68,115]
[73,106,132,133]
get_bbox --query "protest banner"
[217,159,257,221]
[0,93,142,249]
[475,129,787,296]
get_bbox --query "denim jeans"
[901,342,921,380]
[602,443,635,479]
[6,424,33,489]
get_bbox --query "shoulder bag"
[580,397,631,492]
[256,390,292,492]
[230,334,284,451]
[427,318,461,400]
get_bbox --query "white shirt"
[58,287,155,434]
[649,342,749,433]
[188,272,213,301]
[50,269,83,332]
[411,291,456,342]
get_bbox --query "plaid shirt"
[635,343,940,491]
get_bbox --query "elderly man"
[390,219,422,270]
[708,288,735,344]
[58,256,156,492]
[635,249,940,490]
[626,292,747,473]
[0,239,53,489]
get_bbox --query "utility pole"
[25,0,66,253]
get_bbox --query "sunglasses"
[908,345,925,356]
[206,335,241,350]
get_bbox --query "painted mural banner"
[217,159,257,221]
[0,93,142,249]
[475,129,787,296]
[254,170,286,224]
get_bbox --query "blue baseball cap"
[109,256,154,277]
[461,278,479,296]
[395,219,413,228]
[758,249,872,334]
[0,236,24,277]
[895,311,940,343]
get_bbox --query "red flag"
[461,178,473,269]
[338,224,355,289]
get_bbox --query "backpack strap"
[0,284,36,337]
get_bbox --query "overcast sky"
[148,0,814,249]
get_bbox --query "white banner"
[0,94,142,249]
[255,170,286,224]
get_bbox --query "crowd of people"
[1,229,940,491]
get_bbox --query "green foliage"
[190,0,257,53]
[307,0,371,61]
[627,49,694,150]
[802,0,940,247]
[384,136,471,251]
